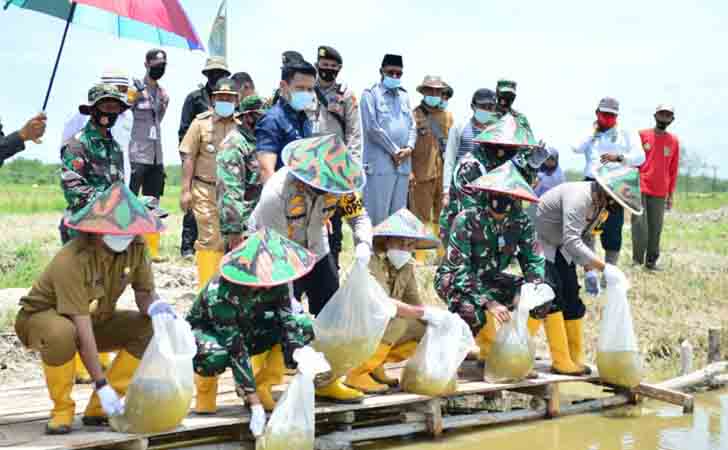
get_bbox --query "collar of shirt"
[83,120,113,142]
[279,98,309,123]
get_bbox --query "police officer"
[180,78,240,289]
[178,57,232,259]
[313,45,363,271]
[0,113,47,167]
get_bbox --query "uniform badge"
[663,146,671,156]
[643,143,651,151]
[319,48,326,57]
[206,144,216,153]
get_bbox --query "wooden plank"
[633,383,694,413]
[442,407,544,429]
[316,422,427,446]
[559,394,631,416]
[423,399,443,438]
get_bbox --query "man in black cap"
[313,45,362,271]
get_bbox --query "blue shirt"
[255,98,312,170]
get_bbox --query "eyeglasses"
[383,70,403,79]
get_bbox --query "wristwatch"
[95,378,108,390]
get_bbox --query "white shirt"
[572,126,645,179]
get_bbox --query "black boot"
[181,210,198,258]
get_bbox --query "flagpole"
[43,1,77,111]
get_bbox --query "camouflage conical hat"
[220,228,317,287]
[64,183,165,235]
[473,114,538,147]
[467,161,539,203]
[373,209,439,250]
[282,134,365,194]
[595,164,643,216]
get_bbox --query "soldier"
[0,112,46,167]
[313,45,362,271]
[216,95,266,252]
[178,57,231,259]
[410,75,453,262]
[435,162,589,375]
[14,183,173,434]
[180,78,240,289]
[495,79,529,125]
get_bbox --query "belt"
[194,176,216,186]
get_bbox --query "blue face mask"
[289,91,314,111]
[214,101,235,118]
[382,76,401,90]
[439,100,449,110]
[424,96,441,108]
[474,108,495,124]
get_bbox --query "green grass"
[0,241,52,289]
[673,192,728,214]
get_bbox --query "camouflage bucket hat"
[220,228,317,287]
[239,95,267,114]
[373,209,439,250]
[595,163,643,216]
[473,114,538,148]
[282,134,365,194]
[79,83,130,115]
[467,161,539,203]
[65,183,165,235]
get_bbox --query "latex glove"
[355,243,372,266]
[97,384,124,417]
[603,263,627,287]
[249,404,266,438]
[148,300,176,320]
[585,270,600,297]
[422,307,449,327]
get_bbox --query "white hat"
[656,104,674,114]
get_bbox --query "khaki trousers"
[192,179,223,252]
[409,176,443,225]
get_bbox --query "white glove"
[603,263,627,288]
[422,307,449,327]
[584,270,600,297]
[148,300,176,320]
[355,243,371,266]
[249,403,267,438]
[97,384,124,417]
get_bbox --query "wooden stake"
[546,383,560,419]
[708,328,722,363]
[680,340,694,375]
[632,384,694,413]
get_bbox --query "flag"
[208,0,227,60]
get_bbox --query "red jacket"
[638,129,680,198]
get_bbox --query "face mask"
[439,100,449,110]
[92,109,120,128]
[386,249,412,270]
[655,119,672,131]
[289,91,314,111]
[474,108,495,124]
[382,76,401,90]
[490,195,514,214]
[102,234,135,253]
[497,92,515,109]
[214,101,235,118]
[148,65,166,81]
[423,95,441,108]
[318,67,339,83]
[596,112,617,129]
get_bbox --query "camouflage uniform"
[216,127,262,251]
[186,275,314,397]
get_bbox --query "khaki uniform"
[15,238,154,366]
[410,106,453,224]
[180,111,241,252]
[314,82,362,163]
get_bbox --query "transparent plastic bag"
[401,312,474,396]
[312,260,397,377]
[256,347,330,450]
[597,272,643,388]
[486,283,554,382]
[110,315,196,433]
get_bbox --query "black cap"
[318,45,342,65]
[281,50,304,68]
[381,54,403,68]
[145,49,167,66]
[472,88,496,106]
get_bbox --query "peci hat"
[416,75,448,95]
[381,53,403,68]
[318,45,342,65]
[219,228,317,287]
[595,163,643,215]
[79,83,130,115]
[597,97,620,115]
[282,134,365,194]
[467,160,539,203]
[372,209,439,250]
[202,56,230,76]
[496,79,517,94]
[473,114,538,148]
[64,183,165,235]
[145,48,167,66]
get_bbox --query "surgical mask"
[91,109,120,129]
[289,91,314,111]
[382,76,401,90]
[148,65,166,80]
[439,100,449,110]
[214,101,235,118]
[318,68,339,83]
[423,95,441,108]
[102,234,135,253]
[386,249,412,270]
[474,109,495,124]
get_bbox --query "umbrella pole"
[42,1,77,111]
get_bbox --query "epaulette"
[195,111,213,120]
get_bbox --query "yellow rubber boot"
[74,353,92,384]
[99,352,112,370]
[196,250,224,290]
[385,340,418,363]
[527,318,543,337]
[194,374,219,414]
[544,313,590,376]
[143,233,168,263]
[251,351,268,377]
[83,350,141,426]
[42,359,76,434]
[345,344,391,394]
[476,313,498,361]
[564,319,586,367]
[255,345,285,411]
[316,378,364,404]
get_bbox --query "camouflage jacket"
[60,121,124,213]
[435,206,544,309]
[216,128,262,238]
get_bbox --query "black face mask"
[490,195,514,214]
[318,67,339,83]
[206,71,227,89]
[148,64,166,80]
[497,92,516,110]
[91,109,120,129]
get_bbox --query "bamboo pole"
[656,361,728,391]
[708,328,722,363]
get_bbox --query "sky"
[1,0,727,177]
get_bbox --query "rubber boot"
[196,250,224,290]
[83,350,141,426]
[371,365,399,387]
[315,378,365,404]
[144,232,168,263]
[564,319,587,367]
[251,351,268,377]
[74,353,92,384]
[476,313,498,361]
[385,340,418,363]
[345,344,391,394]
[544,313,591,376]
[527,318,543,337]
[194,374,218,415]
[255,345,285,411]
[43,360,76,434]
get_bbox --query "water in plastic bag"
[110,315,196,433]
[312,260,397,377]
[256,347,330,450]
[401,311,474,396]
[486,283,554,382]
[597,270,643,388]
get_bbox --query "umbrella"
[4,0,205,110]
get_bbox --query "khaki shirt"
[313,82,362,163]
[412,106,454,182]
[180,112,241,183]
[19,238,154,320]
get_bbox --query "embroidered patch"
[663,146,671,156]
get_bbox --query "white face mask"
[386,249,412,270]
[102,234,135,253]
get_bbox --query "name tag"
[148,125,158,140]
